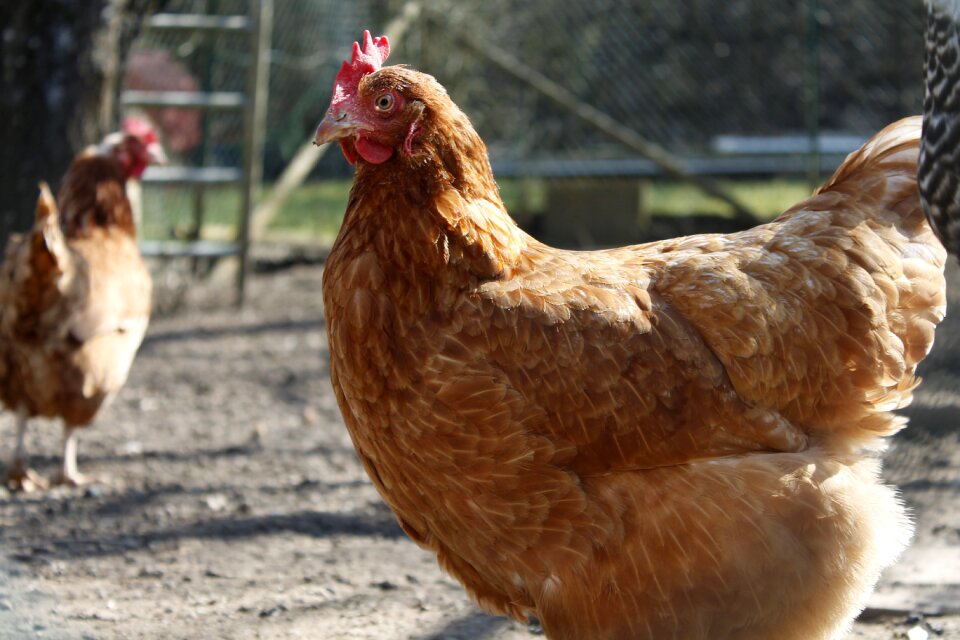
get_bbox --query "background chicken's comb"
[331,31,390,107]
[122,116,158,144]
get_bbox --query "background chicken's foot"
[3,462,48,492]
[3,410,47,491]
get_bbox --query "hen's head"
[314,31,440,165]
[98,117,168,180]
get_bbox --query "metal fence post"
[803,0,821,190]
[237,0,273,306]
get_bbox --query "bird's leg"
[51,426,92,487]
[4,410,47,492]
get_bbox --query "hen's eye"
[375,94,395,111]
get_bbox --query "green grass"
[140,177,813,243]
[642,179,814,221]
[140,181,352,243]
[266,180,352,238]
[141,185,242,241]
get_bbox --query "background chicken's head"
[99,117,167,180]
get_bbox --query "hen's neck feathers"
[56,149,137,239]
[339,81,529,284]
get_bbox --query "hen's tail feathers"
[807,117,945,443]
[819,117,922,196]
[920,0,960,257]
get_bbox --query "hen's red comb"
[331,31,390,108]
[122,116,158,144]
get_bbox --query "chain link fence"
[124,0,926,247]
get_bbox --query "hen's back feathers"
[57,150,137,238]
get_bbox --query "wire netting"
[410,1,923,158]
[122,0,926,244]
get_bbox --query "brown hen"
[315,33,946,640]
[1,118,161,490]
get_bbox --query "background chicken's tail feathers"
[35,182,58,222]
[32,181,68,267]
[920,1,960,258]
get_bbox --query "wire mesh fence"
[414,1,923,155]
[123,0,927,248]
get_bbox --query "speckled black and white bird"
[921,0,960,256]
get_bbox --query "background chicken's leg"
[52,426,91,487]
[4,410,47,491]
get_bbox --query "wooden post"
[248,0,422,239]
[236,0,273,306]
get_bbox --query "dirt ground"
[0,255,958,640]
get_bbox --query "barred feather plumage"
[921,2,960,256]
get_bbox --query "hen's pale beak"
[314,110,359,146]
[147,141,168,165]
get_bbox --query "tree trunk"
[0,0,168,245]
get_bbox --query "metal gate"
[122,0,273,305]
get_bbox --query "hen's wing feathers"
[429,230,807,478]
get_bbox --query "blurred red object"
[125,50,202,155]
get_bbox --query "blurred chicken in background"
[0,117,164,491]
